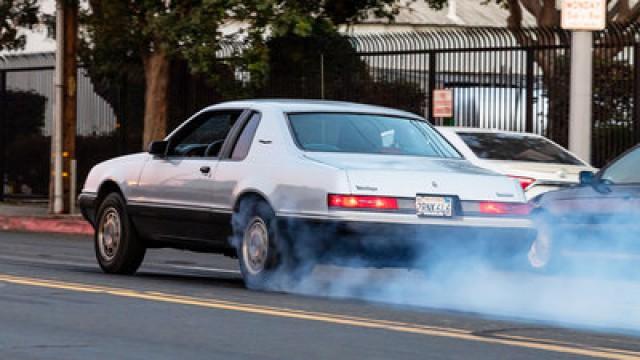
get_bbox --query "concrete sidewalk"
[0,201,93,236]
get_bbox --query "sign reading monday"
[561,0,606,31]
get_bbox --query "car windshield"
[457,132,583,165]
[288,113,461,159]
[601,147,640,184]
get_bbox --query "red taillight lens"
[509,176,536,190]
[479,201,531,215]
[328,194,399,210]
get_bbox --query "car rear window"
[288,113,461,159]
[458,132,583,165]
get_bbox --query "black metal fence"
[254,25,638,166]
[1,25,639,199]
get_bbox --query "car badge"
[432,181,438,188]
[557,169,568,179]
[355,185,378,191]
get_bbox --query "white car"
[79,100,535,289]
[437,127,596,199]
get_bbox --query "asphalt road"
[0,231,639,360]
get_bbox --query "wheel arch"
[233,189,275,213]
[96,180,125,208]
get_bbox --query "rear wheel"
[95,193,146,274]
[233,199,313,290]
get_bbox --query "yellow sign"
[561,0,606,31]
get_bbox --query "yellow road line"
[0,273,638,359]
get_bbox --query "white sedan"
[437,127,596,199]
[79,100,535,289]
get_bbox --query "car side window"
[168,111,242,157]
[230,112,261,161]
[600,147,640,185]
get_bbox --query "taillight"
[328,194,399,210]
[509,176,536,190]
[479,201,531,215]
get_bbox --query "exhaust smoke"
[297,226,638,333]
[232,198,640,334]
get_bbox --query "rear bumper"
[277,214,536,266]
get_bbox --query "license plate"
[416,195,454,217]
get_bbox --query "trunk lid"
[477,160,595,183]
[304,153,525,202]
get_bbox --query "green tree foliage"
[80,0,402,147]
[82,1,236,80]
[81,1,244,146]
[0,0,39,51]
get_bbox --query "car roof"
[436,126,544,138]
[205,99,423,119]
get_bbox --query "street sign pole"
[562,0,605,164]
[568,31,593,162]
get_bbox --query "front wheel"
[233,200,312,290]
[528,219,556,273]
[95,193,146,274]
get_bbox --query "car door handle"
[200,166,211,174]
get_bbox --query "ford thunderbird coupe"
[79,100,535,289]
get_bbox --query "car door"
[130,109,246,243]
[212,111,263,210]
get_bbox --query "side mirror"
[148,140,168,157]
[579,170,595,186]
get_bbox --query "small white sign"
[432,89,453,118]
[561,0,606,31]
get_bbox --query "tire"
[233,199,313,290]
[527,215,557,274]
[94,192,146,275]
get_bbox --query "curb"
[0,215,93,236]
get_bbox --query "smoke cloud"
[261,207,640,335]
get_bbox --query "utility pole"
[51,0,78,214]
[63,1,78,214]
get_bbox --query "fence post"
[0,71,6,201]
[634,44,640,144]
[525,49,534,133]
[427,52,437,124]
